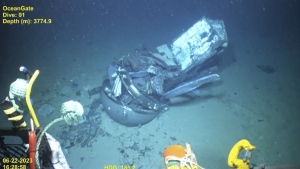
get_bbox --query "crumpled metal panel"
[171,17,227,70]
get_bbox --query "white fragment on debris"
[37,103,55,117]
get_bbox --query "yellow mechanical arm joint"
[228,139,256,169]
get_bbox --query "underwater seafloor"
[1,1,300,169]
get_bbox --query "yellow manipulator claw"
[228,139,256,169]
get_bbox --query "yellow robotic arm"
[228,139,256,169]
